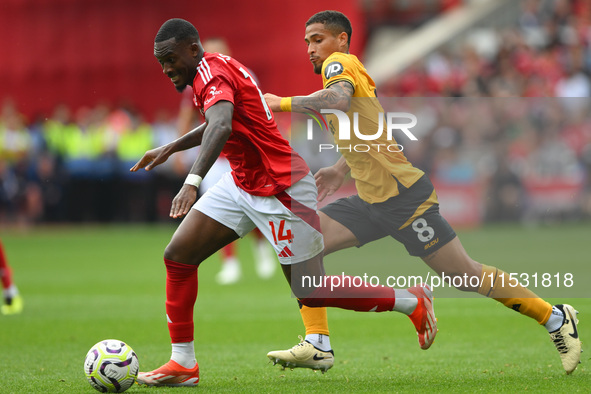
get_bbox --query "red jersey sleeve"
[193,58,235,113]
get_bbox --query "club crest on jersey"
[204,86,223,105]
[324,61,344,79]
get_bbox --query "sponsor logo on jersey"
[324,61,344,79]
[204,86,223,105]
[423,237,439,250]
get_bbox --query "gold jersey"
[321,52,424,203]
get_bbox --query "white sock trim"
[171,341,197,369]
[392,289,418,315]
[305,334,332,352]
[3,284,18,299]
[545,306,565,332]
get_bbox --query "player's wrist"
[334,161,350,177]
[336,156,350,172]
[280,97,292,112]
[184,174,203,188]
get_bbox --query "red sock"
[300,275,395,312]
[164,258,198,343]
[0,241,13,290]
[220,244,235,260]
[253,228,264,240]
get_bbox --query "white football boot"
[549,304,582,374]
[267,336,334,373]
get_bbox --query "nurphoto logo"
[305,108,419,153]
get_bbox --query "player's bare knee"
[163,243,181,263]
[163,242,198,265]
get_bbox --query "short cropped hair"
[155,18,200,44]
[306,10,352,46]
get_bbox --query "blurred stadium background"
[1,0,590,227]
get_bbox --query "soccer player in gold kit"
[264,10,581,375]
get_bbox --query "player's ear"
[338,32,348,50]
[191,42,202,58]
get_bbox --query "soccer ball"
[83,339,139,393]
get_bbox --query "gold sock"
[299,303,330,336]
[478,264,552,325]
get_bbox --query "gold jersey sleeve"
[321,52,424,203]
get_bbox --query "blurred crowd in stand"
[376,0,591,224]
[0,99,187,225]
[384,0,591,98]
[1,0,590,226]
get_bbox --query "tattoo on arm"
[292,81,354,112]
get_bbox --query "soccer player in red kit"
[130,18,436,387]
[176,36,276,285]
[0,239,23,315]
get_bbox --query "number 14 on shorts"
[268,220,293,244]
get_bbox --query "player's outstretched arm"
[130,123,207,172]
[169,101,234,219]
[264,80,354,114]
[314,156,350,201]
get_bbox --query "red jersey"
[192,52,309,196]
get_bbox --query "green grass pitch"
[0,223,589,393]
